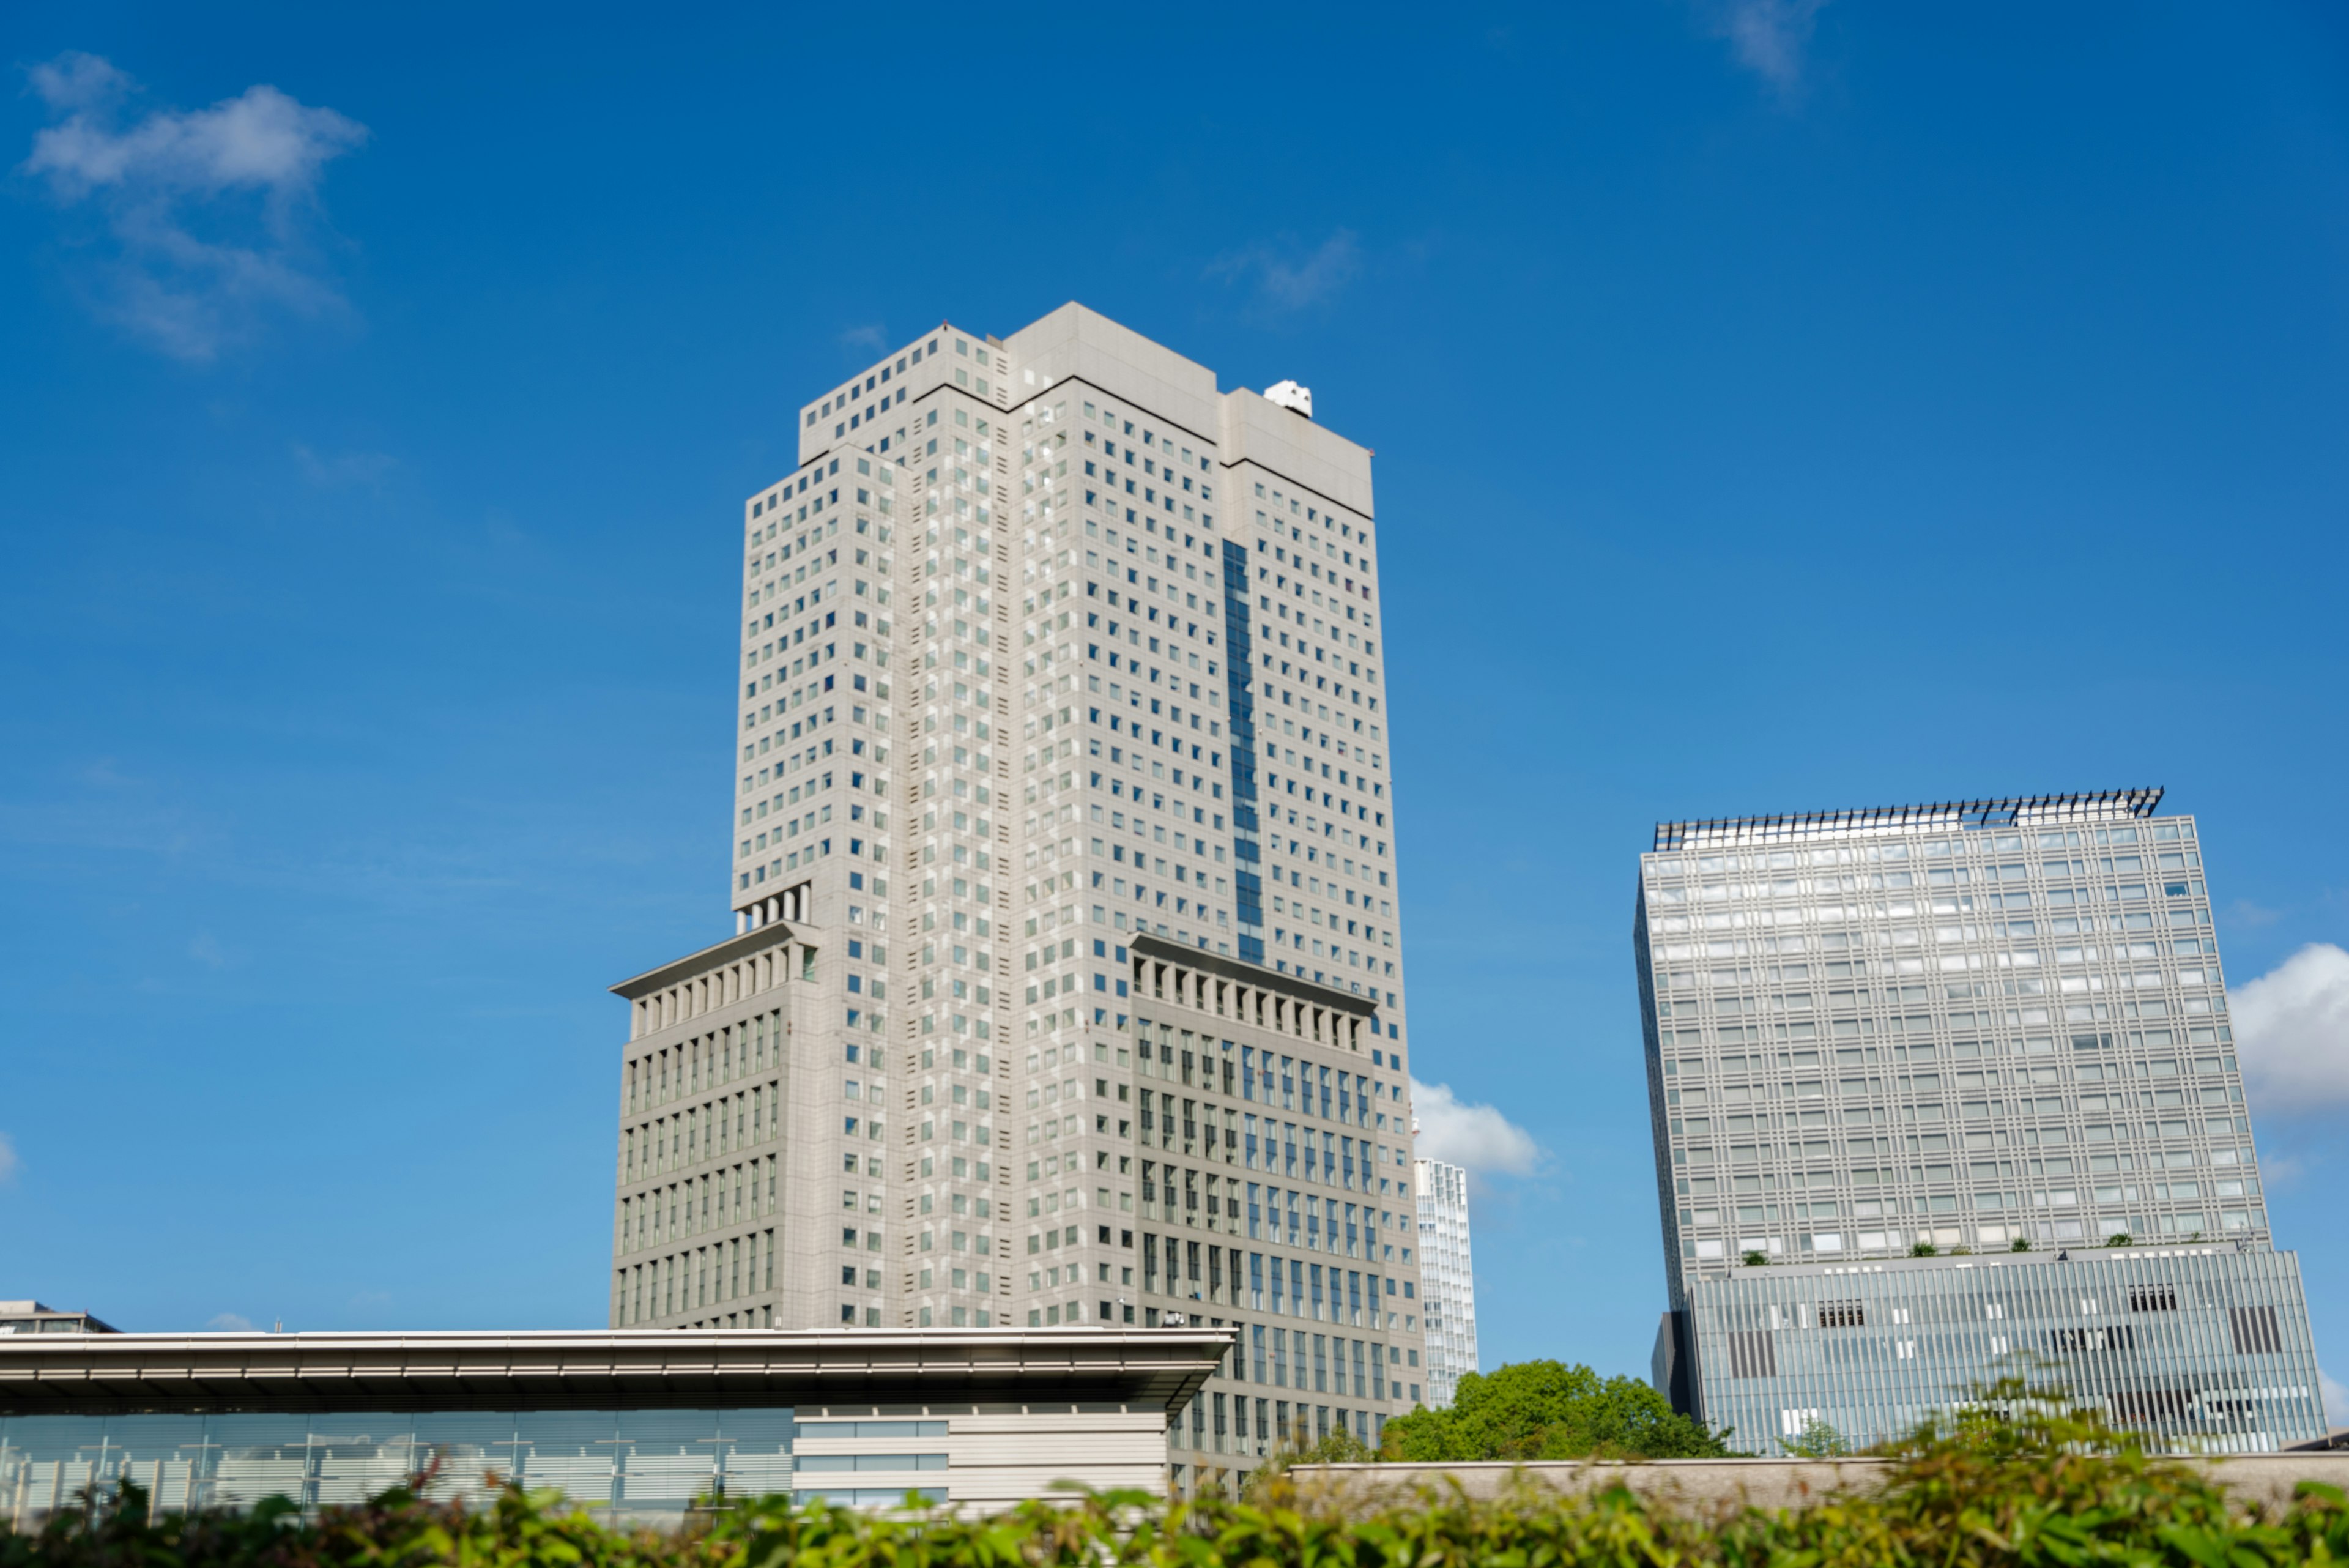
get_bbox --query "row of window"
[1139,1235,1414,1328]
[617,1159,774,1255]
[614,1233,773,1323]
[804,336,949,432]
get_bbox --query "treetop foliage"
[1378,1359,1735,1461]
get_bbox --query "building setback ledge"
[1130,933,1379,1018]
[610,924,809,1000]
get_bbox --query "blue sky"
[4,3,2347,1417]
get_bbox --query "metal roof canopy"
[0,1328,1233,1418]
[1653,789,2164,852]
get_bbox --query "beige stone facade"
[609,305,1425,1492]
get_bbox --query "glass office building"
[1634,789,2326,1452]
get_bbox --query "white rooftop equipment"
[1263,380,1313,418]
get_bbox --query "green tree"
[1380,1359,1733,1461]
[1781,1416,1852,1457]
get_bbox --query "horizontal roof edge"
[1653,789,2165,851]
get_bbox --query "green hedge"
[7,1391,2345,1568]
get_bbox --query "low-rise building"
[0,1326,1226,1525]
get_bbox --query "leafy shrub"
[7,1381,2345,1568]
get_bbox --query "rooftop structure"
[0,1301,117,1336]
[1655,790,2164,852]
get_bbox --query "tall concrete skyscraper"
[1413,1158,1479,1408]
[1635,790,2325,1454]
[607,305,1428,1491]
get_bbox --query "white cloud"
[2324,1367,2347,1429]
[1708,0,1829,94]
[1410,1079,1542,1178]
[2230,943,2349,1109]
[26,51,130,114]
[17,51,368,360]
[0,1133,17,1183]
[1208,229,1360,313]
[206,1312,254,1332]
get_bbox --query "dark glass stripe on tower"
[1220,540,1264,964]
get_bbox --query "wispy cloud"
[78,757,138,789]
[837,322,888,353]
[1706,0,1829,96]
[1208,229,1361,313]
[17,51,369,360]
[292,442,397,489]
[0,1133,17,1184]
[2259,1150,2306,1189]
[2230,943,2349,1110]
[1411,1079,1542,1179]
[2227,898,2283,929]
[206,1312,254,1332]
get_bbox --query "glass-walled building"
[2,1406,807,1523]
[1633,789,2325,1452]
[1685,1243,2323,1454]
[0,1327,1225,1525]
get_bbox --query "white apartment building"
[607,305,1428,1492]
[1412,1158,1477,1408]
